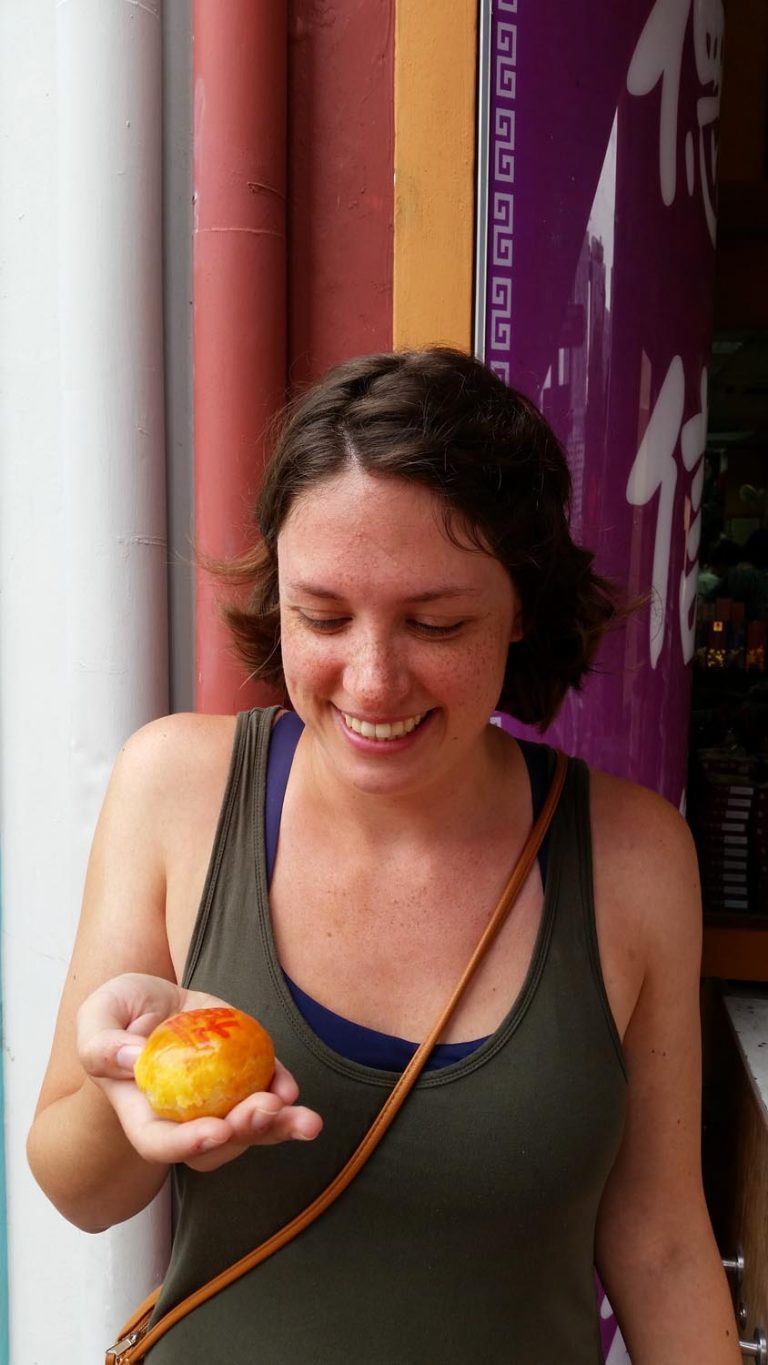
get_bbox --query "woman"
[28,349,740,1362]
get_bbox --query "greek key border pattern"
[485,0,518,384]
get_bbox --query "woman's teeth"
[342,712,426,741]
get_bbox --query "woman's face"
[277,467,522,798]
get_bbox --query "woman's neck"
[293,724,523,850]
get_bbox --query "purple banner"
[483,0,723,811]
[482,2,724,1358]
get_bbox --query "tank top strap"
[515,738,552,887]
[545,752,627,1078]
[182,706,278,988]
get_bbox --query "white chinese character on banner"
[627,0,724,243]
[625,356,708,668]
[679,366,707,663]
[691,0,724,241]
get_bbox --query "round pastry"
[134,1006,275,1122]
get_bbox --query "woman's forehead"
[277,470,509,597]
[282,471,461,556]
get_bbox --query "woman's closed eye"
[295,611,465,638]
[407,619,465,638]
[297,613,349,633]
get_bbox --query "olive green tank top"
[147,707,627,1364]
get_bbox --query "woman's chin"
[319,708,442,796]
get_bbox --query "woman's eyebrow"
[404,588,480,603]
[286,582,344,600]
[287,581,479,602]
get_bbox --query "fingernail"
[116,1045,142,1070]
[199,1136,225,1153]
[251,1111,274,1132]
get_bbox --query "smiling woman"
[27,349,742,1364]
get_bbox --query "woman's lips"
[334,707,434,749]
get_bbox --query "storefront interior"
[694,3,768,1345]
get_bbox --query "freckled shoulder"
[115,711,240,813]
[588,767,702,974]
[104,713,245,892]
[124,713,247,978]
[589,768,696,877]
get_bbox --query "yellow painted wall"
[393,0,477,352]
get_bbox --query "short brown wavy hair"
[219,347,620,728]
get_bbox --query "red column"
[194,0,286,713]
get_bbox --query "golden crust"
[134,1006,275,1121]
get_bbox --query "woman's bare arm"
[592,777,741,1365]
[27,720,181,1229]
[27,716,321,1233]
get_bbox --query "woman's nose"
[343,631,409,708]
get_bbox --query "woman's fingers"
[76,975,245,1081]
[82,974,181,1029]
[78,974,232,1043]
[270,1058,300,1105]
[225,1090,324,1145]
[78,1027,149,1081]
[254,1104,323,1144]
[101,1077,322,1170]
[184,1104,324,1171]
[110,1088,238,1165]
[76,975,180,1076]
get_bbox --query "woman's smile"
[336,706,435,750]
[340,708,428,739]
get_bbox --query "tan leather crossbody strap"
[108,749,568,1364]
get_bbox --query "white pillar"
[0,1,172,1359]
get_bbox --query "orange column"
[194,0,286,713]
[393,0,477,352]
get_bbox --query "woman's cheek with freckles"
[445,635,510,705]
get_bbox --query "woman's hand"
[77,973,323,1171]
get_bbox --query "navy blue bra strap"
[264,710,304,884]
